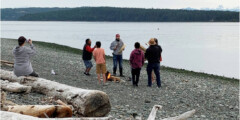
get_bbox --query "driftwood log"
[0,69,111,117]
[7,105,72,118]
[0,111,111,120]
[0,80,32,93]
[162,109,196,120]
[147,105,162,120]
[147,105,196,120]
[1,91,73,118]
[0,60,14,67]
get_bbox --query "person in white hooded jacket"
[13,36,38,77]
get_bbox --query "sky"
[1,0,239,9]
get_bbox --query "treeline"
[1,7,72,20]
[2,7,239,22]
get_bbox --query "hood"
[133,49,142,55]
[13,46,25,55]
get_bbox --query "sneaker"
[84,72,87,75]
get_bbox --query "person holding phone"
[13,36,39,77]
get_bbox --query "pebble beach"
[1,38,239,120]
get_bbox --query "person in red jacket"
[82,39,96,76]
[129,42,145,87]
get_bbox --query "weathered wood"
[7,105,72,118]
[109,76,121,82]
[0,69,111,117]
[147,105,162,120]
[1,92,73,118]
[0,111,112,120]
[147,104,196,120]
[119,44,126,53]
[162,109,196,120]
[0,60,14,65]
[1,80,32,93]
[0,60,14,67]
[1,91,16,111]
[140,45,146,52]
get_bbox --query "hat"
[148,38,156,45]
[116,34,120,37]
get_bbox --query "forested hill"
[2,7,239,22]
[1,8,72,20]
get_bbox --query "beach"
[1,38,239,119]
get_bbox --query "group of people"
[13,34,162,88]
[82,34,162,87]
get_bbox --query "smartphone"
[26,39,30,43]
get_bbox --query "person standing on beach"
[151,38,163,83]
[145,38,162,88]
[110,34,125,77]
[130,42,145,87]
[13,36,39,77]
[93,41,107,84]
[82,38,96,76]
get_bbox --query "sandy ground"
[1,38,239,120]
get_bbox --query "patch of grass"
[36,41,82,55]
[2,38,82,55]
[161,65,239,83]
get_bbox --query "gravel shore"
[1,38,239,120]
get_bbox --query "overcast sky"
[1,0,239,9]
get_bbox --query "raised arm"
[28,44,37,57]
[85,45,95,53]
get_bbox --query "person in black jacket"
[145,38,162,88]
[82,38,96,76]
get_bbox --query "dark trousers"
[113,54,123,73]
[131,68,141,85]
[29,71,39,77]
[147,63,161,87]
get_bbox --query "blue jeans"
[113,54,123,70]
[147,63,161,87]
[84,60,93,69]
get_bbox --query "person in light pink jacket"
[130,42,145,87]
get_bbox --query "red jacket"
[130,49,144,69]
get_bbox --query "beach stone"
[144,100,151,103]
[1,38,239,120]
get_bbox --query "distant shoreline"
[2,7,239,22]
[2,38,239,81]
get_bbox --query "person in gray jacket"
[13,36,39,77]
[110,34,125,76]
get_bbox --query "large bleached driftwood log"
[0,69,111,117]
[0,111,111,120]
[0,80,32,93]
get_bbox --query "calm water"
[1,21,239,79]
